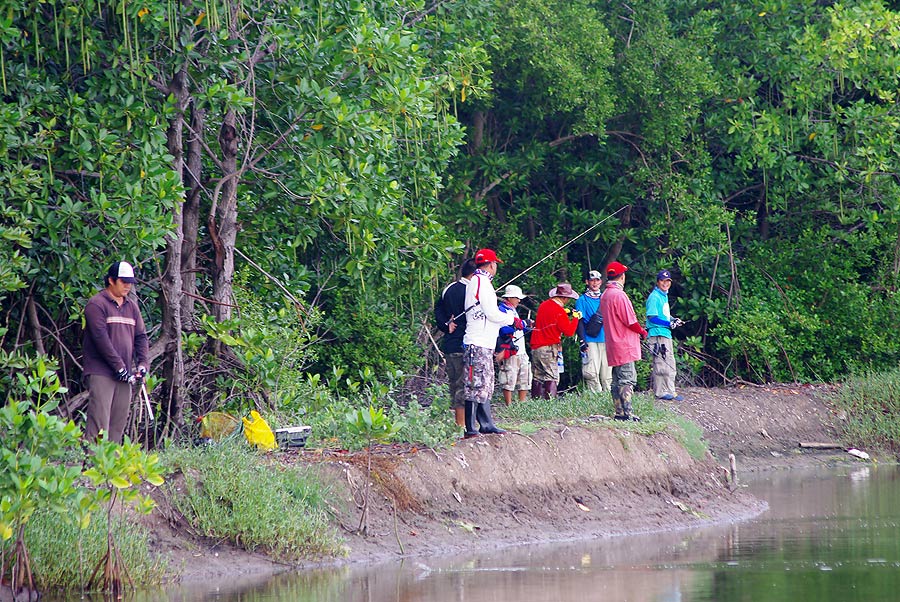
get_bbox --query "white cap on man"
[107,261,136,283]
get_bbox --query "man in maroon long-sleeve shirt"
[82,261,149,443]
[600,261,647,421]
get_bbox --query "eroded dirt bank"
[156,383,861,583]
[323,426,765,567]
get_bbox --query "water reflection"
[59,464,900,601]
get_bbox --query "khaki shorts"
[498,353,532,391]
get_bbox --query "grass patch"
[22,500,165,591]
[161,443,345,562]
[833,368,900,449]
[667,413,709,460]
[496,389,616,428]
[496,389,708,459]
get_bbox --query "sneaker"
[672,395,684,401]
[657,394,675,401]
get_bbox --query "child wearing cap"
[496,285,532,405]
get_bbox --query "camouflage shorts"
[464,345,496,404]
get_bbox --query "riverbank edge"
[159,424,799,584]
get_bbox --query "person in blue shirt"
[495,285,532,405]
[645,269,684,401]
[575,270,612,392]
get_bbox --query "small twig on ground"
[558,426,570,439]
[511,511,524,525]
[510,431,539,446]
[345,468,365,510]
[392,499,405,555]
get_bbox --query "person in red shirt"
[599,261,647,421]
[529,283,581,398]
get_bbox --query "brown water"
[75,464,900,601]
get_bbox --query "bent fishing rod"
[448,205,628,324]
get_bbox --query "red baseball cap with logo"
[474,248,502,264]
[606,261,628,278]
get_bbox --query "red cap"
[606,261,628,278]
[474,248,502,264]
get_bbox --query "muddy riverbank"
[153,383,869,583]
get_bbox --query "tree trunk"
[892,222,900,292]
[211,109,239,324]
[756,188,769,240]
[181,100,205,324]
[159,66,189,435]
[470,110,485,153]
[605,204,632,266]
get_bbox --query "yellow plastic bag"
[242,410,276,450]
[199,412,240,441]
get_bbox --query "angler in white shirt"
[462,248,526,438]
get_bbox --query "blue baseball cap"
[656,270,672,281]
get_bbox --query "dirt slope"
[660,383,845,468]
[157,383,853,582]
[323,426,764,567]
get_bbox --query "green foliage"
[0,362,81,546]
[6,0,900,461]
[0,362,84,594]
[344,406,404,451]
[316,290,423,390]
[0,363,167,594]
[388,390,462,449]
[82,437,164,513]
[198,282,323,413]
[491,0,615,132]
[24,503,165,591]
[833,369,900,449]
[709,229,900,383]
[667,413,708,460]
[282,379,460,451]
[161,443,343,561]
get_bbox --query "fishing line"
[449,205,629,323]
[495,205,628,291]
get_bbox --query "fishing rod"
[447,205,628,324]
[496,205,627,292]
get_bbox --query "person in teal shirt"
[645,270,683,401]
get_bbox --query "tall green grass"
[22,501,165,591]
[834,369,900,449]
[496,390,708,459]
[161,443,345,562]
